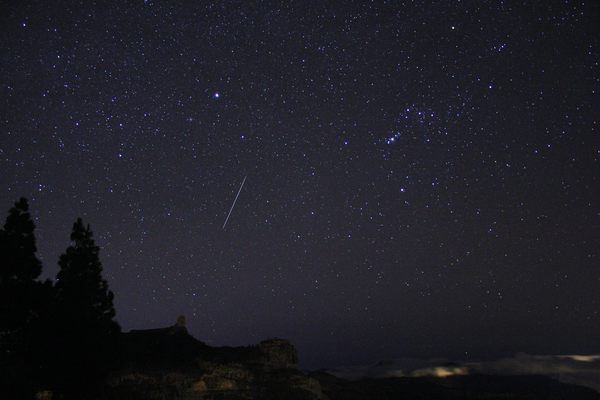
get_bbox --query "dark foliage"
[0,198,42,284]
[0,198,51,398]
[55,219,117,322]
[0,200,122,399]
[0,198,43,340]
[37,218,122,399]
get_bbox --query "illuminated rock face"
[259,337,299,370]
[104,322,325,400]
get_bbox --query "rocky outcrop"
[199,362,254,391]
[259,337,299,370]
[101,318,325,400]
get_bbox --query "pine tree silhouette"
[0,198,42,286]
[0,198,51,398]
[47,218,121,399]
[0,197,43,349]
[56,218,117,323]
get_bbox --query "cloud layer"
[324,354,600,393]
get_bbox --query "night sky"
[1,1,599,369]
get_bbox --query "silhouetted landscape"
[16,316,600,399]
[97,321,600,400]
[28,321,600,399]
[106,322,600,400]
[2,198,600,399]
[0,198,600,400]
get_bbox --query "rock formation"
[101,318,326,400]
[33,318,600,399]
[259,337,299,370]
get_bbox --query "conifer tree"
[48,218,121,398]
[55,218,117,323]
[0,198,42,284]
[0,198,51,398]
[0,197,43,344]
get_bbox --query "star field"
[1,1,599,368]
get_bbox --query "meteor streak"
[222,175,247,230]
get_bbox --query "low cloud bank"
[323,358,466,380]
[323,354,600,393]
[468,353,600,393]
[468,353,600,375]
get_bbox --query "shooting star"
[222,175,247,230]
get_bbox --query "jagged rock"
[102,325,325,399]
[259,337,299,370]
[169,315,188,335]
[201,363,254,391]
[263,368,326,399]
